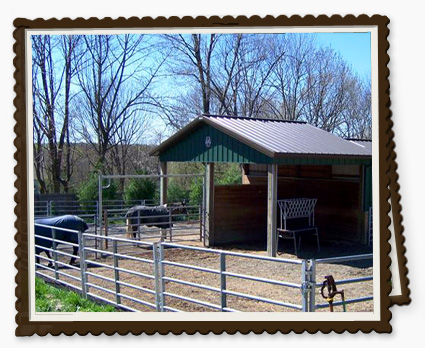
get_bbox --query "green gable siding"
[159,123,272,164]
[158,123,372,166]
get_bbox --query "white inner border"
[26,25,381,322]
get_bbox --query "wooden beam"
[267,163,278,257]
[204,163,215,247]
[160,162,167,205]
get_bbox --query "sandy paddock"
[37,223,373,313]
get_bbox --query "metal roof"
[150,115,372,160]
[346,139,372,155]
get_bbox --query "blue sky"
[314,32,371,80]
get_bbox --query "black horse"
[125,201,187,239]
[35,215,89,266]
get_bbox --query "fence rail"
[34,224,373,312]
[34,199,156,218]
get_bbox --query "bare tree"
[74,34,162,171]
[267,34,315,120]
[158,32,372,138]
[164,34,218,114]
[32,60,47,194]
[302,47,355,133]
[339,78,372,139]
[162,33,284,120]
[32,35,84,193]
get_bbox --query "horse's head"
[168,200,188,217]
[180,199,188,215]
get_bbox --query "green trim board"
[158,123,372,166]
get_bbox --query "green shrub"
[124,172,158,204]
[189,178,204,204]
[77,172,117,201]
[216,163,242,185]
[77,172,117,213]
[167,180,190,203]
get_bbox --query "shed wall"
[210,163,367,247]
[214,185,267,244]
[244,173,363,244]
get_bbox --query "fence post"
[137,209,141,240]
[308,259,316,312]
[95,201,99,229]
[103,209,108,250]
[199,204,203,242]
[159,243,165,311]
[113,239,121,305]
[169,209,173,242]
[78,231,87,299]
[220,253,227,311]
[153,243,164,312]
[52,228,58,280]
[301,259,316,312]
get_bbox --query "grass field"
[35,277,117,312]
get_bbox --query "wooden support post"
[267,164,278,257]
[204,163,215,247]
[160,161,167,206]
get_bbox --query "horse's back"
[35,215,88,239]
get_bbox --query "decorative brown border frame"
[13,15,399,335]
[388,113,410,306]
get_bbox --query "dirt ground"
[37,224,373,313]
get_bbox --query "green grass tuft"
[35,277,116,312]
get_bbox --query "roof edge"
[149,115,277,159]
[149,117,204,156]
[201,114,307,124]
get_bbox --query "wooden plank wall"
[214,185,267,245]
[214,165,362,246]
[245,176,362,243]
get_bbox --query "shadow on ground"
[211,237,373,269]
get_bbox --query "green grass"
[35,277,117,312]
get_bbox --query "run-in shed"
[150,115,372,256]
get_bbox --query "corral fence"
[98,173,206,245]
[34,199,155,220]
[35,223,373,312]
[102,202,203,244]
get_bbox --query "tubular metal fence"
[34,224,373,312]
[34,199,155,219]
[102,203,203,243]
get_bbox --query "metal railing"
[313,254,373,311]
[34,224,373,312]
[102,203,203,243]
[157,242,303,312]
[34,199,155,219]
